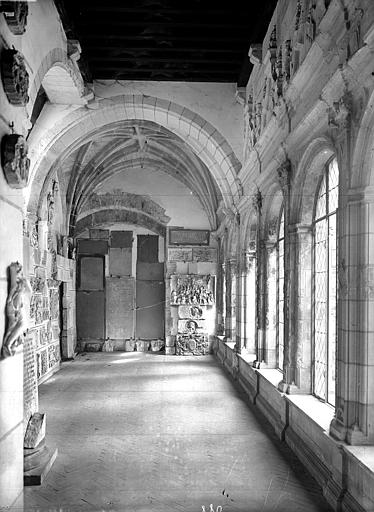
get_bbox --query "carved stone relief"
[0,2,28,34]
[81,190,171,224]
[1,48,29,105]
[2,262,32,358]
[1,134,30,188]
[170,275,215,306]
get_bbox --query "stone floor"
[24,352,332,512]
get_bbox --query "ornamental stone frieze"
[1,48,29,105]
[0,1,28,35]
[1,133,30,188]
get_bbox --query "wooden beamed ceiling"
[58,0,277,84]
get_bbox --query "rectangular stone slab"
[109,248,132,276]
[106,277,135,339]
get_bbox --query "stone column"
[250,190,265,364]
[225,257,237,342]
[264,241,277,367]
[242,249,257,356]
[330,190,374,444]
[279,223,313,393]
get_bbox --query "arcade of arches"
[1,1,374,511]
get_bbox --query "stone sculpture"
[0,2,29,35]
[1,133,30,188]
[1,48,29,105]
[2,262,32,358]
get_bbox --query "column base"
[277,381,308,394]
[329,417,347,441]
[24,440,58,486]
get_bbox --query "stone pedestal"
[23,412,57,486]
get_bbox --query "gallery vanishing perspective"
[0,0,374,510]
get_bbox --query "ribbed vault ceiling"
[60,120,222,233]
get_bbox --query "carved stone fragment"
[24,413,46,449]
[2,262,32,358]
[1,134,30,188]
[1,48,29,105]
[0,1,28,35]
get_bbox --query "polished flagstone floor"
[24,352,332,512]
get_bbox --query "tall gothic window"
[277,208,285,370]
[313,157,339,405]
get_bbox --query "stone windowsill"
[218,338,335,433]
[343,445,374,473]
[257,367,284,388]
[285,394,335,432]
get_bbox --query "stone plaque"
[109,248,132,276]
[178,318,207,334]
[106,277,134,340]
[168,247,193,261]
[192,247,217,262]
[178,305,205,319]
[176,334,209,355]
[169,229,210,246]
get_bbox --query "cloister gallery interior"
[0,0,374,511]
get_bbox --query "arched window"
[313,157,339,405]
[277,207,285,370]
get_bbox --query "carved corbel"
[0,1,28,35]
[1,133,30,188]
[1,48,29,106]
[328,95,351,131]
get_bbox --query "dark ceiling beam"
[78,20,250,29]
[85,46,243,54]
[89,57,242,65]
[91,66,239,74]
[78,34,250,43]
[75,5,248,17]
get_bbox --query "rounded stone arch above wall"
[74,209,167,239]
[27,46,87,111]
[26,94,242,217]
[291,137,337,226]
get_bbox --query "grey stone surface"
[106,277,134,340]
[25,353,332,511]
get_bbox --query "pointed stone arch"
[27,94,242,217]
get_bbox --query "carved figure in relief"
[1,133,30,188]
[2,262,32,358]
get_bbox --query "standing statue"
[2,262,31,358]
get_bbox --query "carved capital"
[1,134,30,188]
